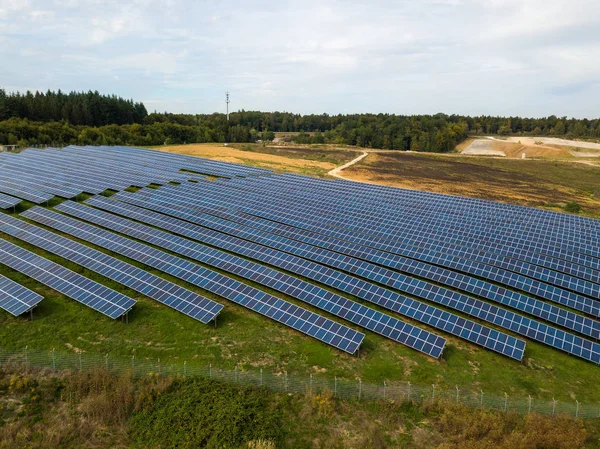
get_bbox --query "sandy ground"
[498,136,600,151]
[461,140,507,156]
[156,144,336,172]
[463,139,575,158]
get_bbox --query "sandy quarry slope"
[462,137,600,158]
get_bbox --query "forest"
[1,89,599,151]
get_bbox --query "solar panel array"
[1,145,600,363]
[75,197,524,360]
[16,206,365,354]
[0,238,135,319]
[102,189,600,364]
[143,181,598,316]
[0,274,43,316]
[0,212,223,325]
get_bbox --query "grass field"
[343,152,600,218]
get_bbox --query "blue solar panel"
[77,197,529,361]
[15,207,364,354]
[0,238,135,318]
[0,192,21,210]
[0,213,223,325]
[0,181,53,204]
[0,274,43,316]
[0,171,83,198]
[32,204,442,357]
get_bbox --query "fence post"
[383,381,387,401]
[552,398,557,417]
[184,361,187,377]
[334,376,337,398]
[480,390,484,409]
[576,400,580,418]
[407,381,411,401]
[209,363,212,379]
[260,369,263,387]
[432,384,435,400]
[358,378,362,401]
[309,373,313,396]
[528,395,532,414]
[52,348,56,370]
[456,386,459,405]
[131,356,135,375]
[504,393,508,411]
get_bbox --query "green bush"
[130,378,283,449]
[564,202,582,213]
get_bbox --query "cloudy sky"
[1,0,599,117]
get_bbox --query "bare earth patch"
[156,143,337,174]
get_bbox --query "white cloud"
[0,0,599,117]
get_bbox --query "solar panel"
[15,207,365,354]
[0,274,43,316]
[0,213,223,325]
[32,202,445,358]
[147,183,599,316]
[0,192,21,210]
[0,181,54,204]
[0,172,83,198]
[77,197,528,360]
[0,238,135,319]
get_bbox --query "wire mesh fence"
[1,346,597,419]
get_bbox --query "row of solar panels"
[0,145,271,205]
[99,185,600,364]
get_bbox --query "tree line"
[0,89,147,126]
[1,89,599,151]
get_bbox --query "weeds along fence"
[1,346,598,419]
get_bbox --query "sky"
[1,0,599,117]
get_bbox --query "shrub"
[564,202,582,214]
[130,378,284,449]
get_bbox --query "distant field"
[343,152,600,218]
[154,143,360,177]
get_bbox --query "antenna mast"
[225,91,230,121]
